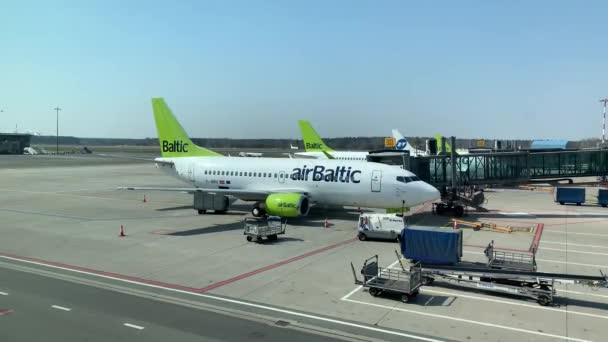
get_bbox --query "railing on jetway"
[410,149,608,187]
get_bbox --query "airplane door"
[371,170,382,192]
[187,164,195,182]
[279,171,286,184]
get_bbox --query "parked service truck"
[357,213,405,241]
[555,187,585,206]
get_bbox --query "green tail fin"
[298,120,334,152]
[152,98,222,157]
[435,134,452,154]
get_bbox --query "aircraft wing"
[117,186,309,200]
[97,154,175,165]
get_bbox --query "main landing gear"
[252,203,266,217]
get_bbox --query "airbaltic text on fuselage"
[291,165,361,183]
[162,140,189,153]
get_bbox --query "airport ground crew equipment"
[449,219,534,233]
[555,187,585,206]
[243,216,286,242]
[599,188,608,207]
[357,213,404,241]
[193,191,231,214]
[351,255,422,303]
[484,240,537,271]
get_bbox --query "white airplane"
[392,129,426,156]
[121,98,440,218]
[294,120,370,160]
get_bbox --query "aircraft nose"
[422,182,440,203]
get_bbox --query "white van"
[357,213,405,241]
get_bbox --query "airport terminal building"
[0,133,31,154]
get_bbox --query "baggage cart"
[243,216,286,242]
[484,240,537,271]
[351,255,422,303]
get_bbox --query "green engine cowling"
[265,193,310,217]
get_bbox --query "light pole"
[54,107,61,154]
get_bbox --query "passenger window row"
[203,170,288,179]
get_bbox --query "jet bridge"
[416,149,608,188]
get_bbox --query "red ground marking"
[0,252,200,292]
[544,218,608,227]
[196,237,357,293]
[0,237,358,294]
[0,309,14,316]
[530,223,544,252]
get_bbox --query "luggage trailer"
[353,248,608,306]
[419,263,608,306]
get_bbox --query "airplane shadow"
[554,296,608,311]
[168,222,243,236]
[363,289,454,307]
[155,205,193,211]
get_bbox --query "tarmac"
[1,154,608,341]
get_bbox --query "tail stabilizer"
[152,98,222,157]
[434,134,452,154]
[392,129,409,151]
[298,120,334,152]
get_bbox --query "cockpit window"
[397,175,421,183]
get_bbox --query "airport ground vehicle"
[400,226,463,264]
[243,216,286,242]
[599,188,608,207]
[357,213,404,241]
[555,187,585,205]
[351,255,422,303]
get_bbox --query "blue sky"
[1,0,607,140]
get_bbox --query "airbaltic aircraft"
[123,98,440,218]
[294,120,370,160]
[294,120,425,159]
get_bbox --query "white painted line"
[0,255,443,342]
[544,230,608,237]
[51,305,71,311]
[0,291,8,296]
[343,298,591,342]
[124,323,144,330]
[464,250,608,268]
[341,260,400,301]
[559,289,608,299]
[543,241,608,249]
[421,288,608,320]
[341,286,362,301]
[540,247,608,256]
[498,212,534,216]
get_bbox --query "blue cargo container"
[400,226,463,265]
[555,187,585,206]
[599,189,608,207]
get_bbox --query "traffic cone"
[453,221,459,230]
[119,224,126,237]
[143,194,147,203]
[324,218,329,229]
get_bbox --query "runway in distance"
[121,98,440,218]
